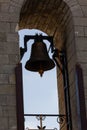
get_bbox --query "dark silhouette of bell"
[25,40,55,76]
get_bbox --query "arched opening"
[19,29,59,129]
[18,0,76,130]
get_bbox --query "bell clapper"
[38,69,44,77]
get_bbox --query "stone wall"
[0,0,87,130]
[0,1,21,129]
[64,0,87,129]
[73,0,87,117]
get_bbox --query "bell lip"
[25,59,55,72]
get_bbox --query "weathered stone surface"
[75,37,87,50]
[66,39,76,61]
[70,5,83,16]
[78,0,87,5]
[0,95,9,105]
[0,74,8,84]
[2,106,16,117]
[7,33,18,42]
[0,65,15,74]
[74,17,87,26]
[75,26,84,36]
[0,0,10,2]
[81,6,87,16]
[9,74,16,85]
[0,95,16,106]
[0,117,8,129]
[0,84,16,95]
[0,32,7,42]
[0,0,87,130]
[77,51,87,63]
[0,55,9,64]
[81,63,87,76]
[0,3,9,12]
[9,54,19,64]
[0,42,19,55]
[68,53,76,71]
[0,106,2,116]
[84,27,87,36]
[0,22,10,32]
[9,117,17,130]
[0,12,19,22]
[70,94,79,130]
[10,23,18,32]
[8,95,16,106]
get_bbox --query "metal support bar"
[62,51,72,130]
[53,50,72,130]
[24,114,66,130]
[20,34,54,59]
[24,114,66,117]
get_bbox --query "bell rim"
[25,59,55,72]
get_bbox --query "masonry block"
[75,37,87,50]
[78,0,87,5]
[75,26,84,36]
[0,117,8,129]
[0,32,7,42]
[0,55,9,64]
[0,22,10,32]
[0,74,8,84]
[74,17,87,26]
[9,54,19,64]
[81,6,87,16]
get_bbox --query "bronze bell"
[25,39,55,77]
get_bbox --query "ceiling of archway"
[19,0,70,49]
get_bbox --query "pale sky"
[19,29,59,129]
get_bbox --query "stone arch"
[19,0,71,48]
[17,0,84,130]
[0,0,87,130]
[6,0,85,130]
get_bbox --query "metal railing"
[24,114,66,130]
